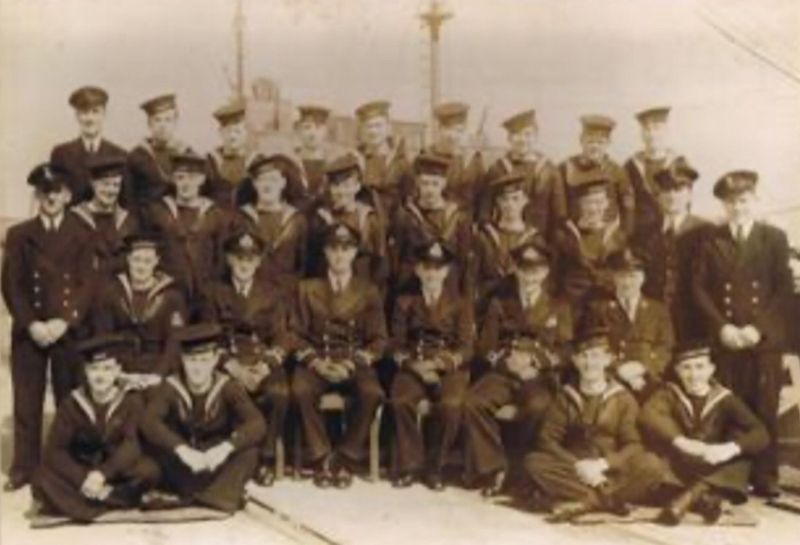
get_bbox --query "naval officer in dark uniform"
[2,163,94,490]
[50,86,127,205]
[389,241,474,490]
[289,223,388,488]
[692,170,793,497]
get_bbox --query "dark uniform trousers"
[292,365,384,464]
[199,280,293,462]
[32,389,160,521]
[141,373,266,513]
[289,277,388,464]
[389,290,475,475]
[639,382,769,502]
[692,222,793,489]
[463,372,553,478]
[50,137,128,205]
[524,383,664,505]
[463,283,573,478]
[1,215,93,480]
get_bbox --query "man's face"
[360,115,390,148]
[515,263,549,289]
[496,189,528,220]
[329,175,361,209]
[173,170,205,201]
[641,120,668,152]
[91,176,122,208]
[75,105,106,138]
[675,356,715,396]
[415,262,449,290]
[127,248,159,283]
[38,187,72,217]
[578,191,610,228]
[416,173,447,206]
[508,126,537,156]
[147,108,178,143]
[613,269,645,300]
[84,358,121,395]
[438,122,468,153]
[220,121,247,151]
[574,344,613,381]
[181,349,219,388]
[580,133,610,163]
[658,185,692,216]
[297,119,327,149]
[324,243,357,275]
[723,191,757,224]
[227,252,261,283]
[253,169,287,204]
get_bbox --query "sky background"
[1,0,799,229]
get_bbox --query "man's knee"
[262,378,291,408]
[131,456,162,487]
[439,392,466,415]
[628,452,667,481]
[523,450,553,477]
[357,378,385,406]
[291,369,319,401]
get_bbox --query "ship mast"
[233,0,246,100]
[420,0,452,139]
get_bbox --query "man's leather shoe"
[3,474,29,492]
[425,471,445,492]
[254,465,276,487]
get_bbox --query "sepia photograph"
[1,0,800,543]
